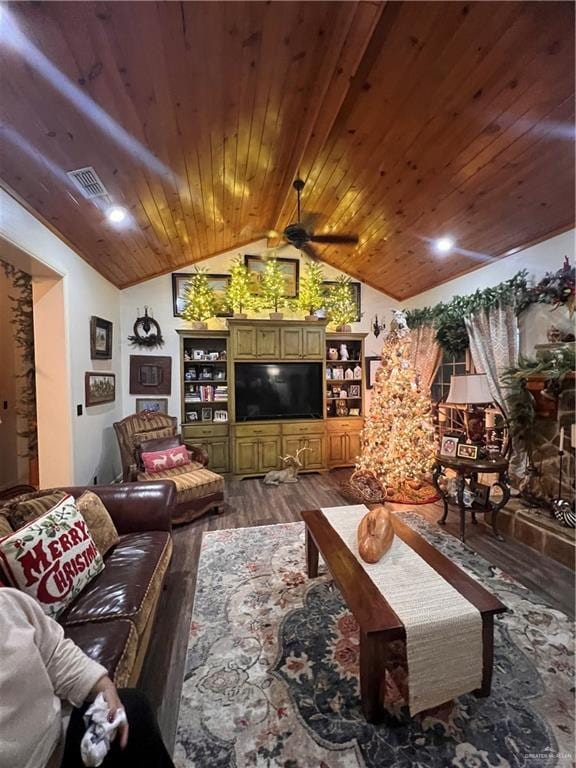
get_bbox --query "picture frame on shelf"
[365,356,381,389]
[472,482,490,506]
[172,272,232,318]
[201,407,213,422]
[457,442,479,460]
[85,372,115,407]
[244,254,299,298]
[135,398,168,415]
[213,410,228,422]
[440,434,459,458]
[90,316,113,360]
[349,384,361,397]
[187,411,198,422]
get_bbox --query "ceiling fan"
[265,179,359,260]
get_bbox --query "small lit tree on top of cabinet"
[262,259,287,319]
[225,258,259,318]
[296,262,325,320]
[327,275,357,331]
[182,269,217,329]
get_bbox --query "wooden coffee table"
[301,508,507,723]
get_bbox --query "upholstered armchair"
[113,411,225,524]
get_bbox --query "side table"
[432,454,511,542]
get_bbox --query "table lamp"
[445,374,507,454]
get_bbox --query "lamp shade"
[446,374,493,404]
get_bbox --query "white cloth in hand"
[80,692,127,767]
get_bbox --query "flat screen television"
[235,362,323,421]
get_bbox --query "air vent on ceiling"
[66,166,109,199]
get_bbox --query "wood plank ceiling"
[0,1,574,299]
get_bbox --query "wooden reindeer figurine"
[263,447,310,485]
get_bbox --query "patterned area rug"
[174,513,574,768]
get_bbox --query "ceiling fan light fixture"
[434,236,455,254]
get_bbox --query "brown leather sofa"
[0,481,175,688]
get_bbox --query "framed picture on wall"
[90,316,113,360]
[85,372,116,407]
[172,273,232,318]
[317,281,361,322]
[129,355,172,395]
[135,398,169,415]
[244,255,300,298]
[365,356,381,389]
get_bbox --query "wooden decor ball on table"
[357,505,395,564]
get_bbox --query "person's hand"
[90,675,129,749]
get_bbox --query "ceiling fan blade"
[300,242,320,260]
[310,233,359,245]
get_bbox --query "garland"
[406,259,575,356]
[0,259,38,458]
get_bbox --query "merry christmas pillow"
[0,494,104,619]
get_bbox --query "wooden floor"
[139,470,575,754]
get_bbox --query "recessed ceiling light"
[107,206,127,223]
[434,236,455,254]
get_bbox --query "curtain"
[410,325,441,393]
[464,302,524,478]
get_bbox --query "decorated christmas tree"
[226,258,258,316]
[182,269,217,325]
[261,259,286,315]
[296,262,325,318]
[356,310,435,497]
[326,275,357,329]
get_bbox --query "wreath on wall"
[405,258,575,356]
[127,306,164,349]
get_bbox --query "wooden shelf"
[184,360,226,365]
[327,396,362,400]
[327,377,362,381]
[184,379,227,384]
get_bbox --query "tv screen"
[235,362,323,421]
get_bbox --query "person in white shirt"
[0,587,174,768]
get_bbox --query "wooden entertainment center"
[177,320,367,476]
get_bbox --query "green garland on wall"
[405,259,576,356]
[0,259,38,458]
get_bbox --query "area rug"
[174,513,574,768]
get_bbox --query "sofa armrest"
[58,482,175,534]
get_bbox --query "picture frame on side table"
[365,356,382,389]
[244,254,300,298]
[135,398,168,415]
[457,442,479,460]
[172,272,232,318]
[90,316,113,360]
[85,372,116,407]
[440,434,459,458]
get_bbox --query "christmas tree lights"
[226,258,258,315]
[356,311,435,494]
[182,269,217,324]
[296,262,325,317]
[327,275,357,329]
[262,259,286,314]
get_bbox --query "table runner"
[321,505,483,714]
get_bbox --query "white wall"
[120,241,400,419]
[0,190,123,486]
[404,230,575,356]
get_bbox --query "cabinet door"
[232,327,257,358]
[303,436,325,469]
[201,439,230,474]
[280,327,302,359]
[302,327,323,359]
[259,437,281,472]
[346,430,362,465]
[327,432,347,466]
[281,436,302,461]
[256,327,280,358]
[234,438,259,474]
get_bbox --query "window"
[431,350,474,438]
